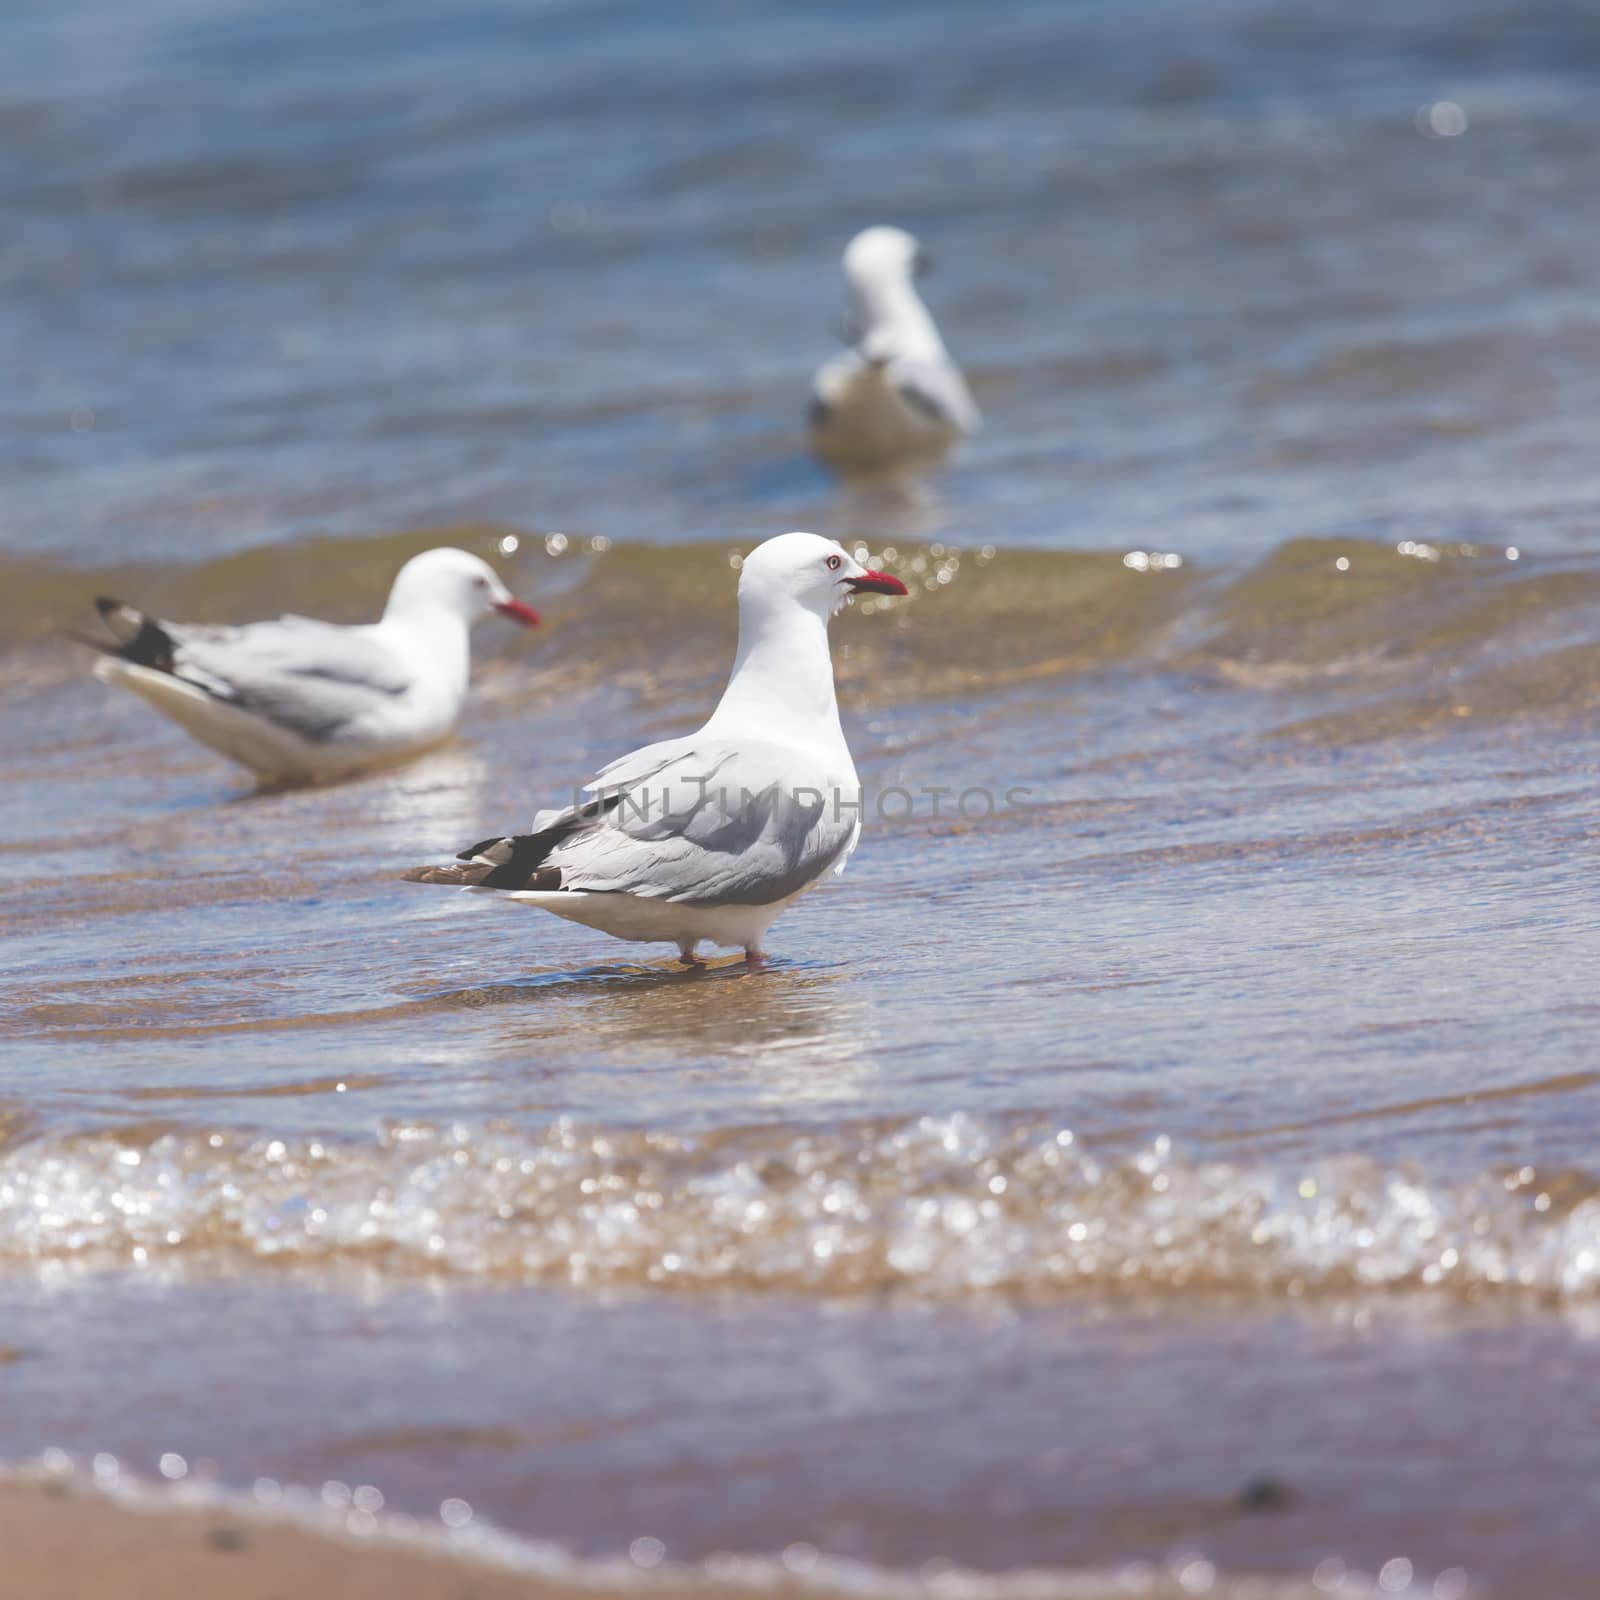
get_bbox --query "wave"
[0,1112,1592,1302]
[8,530,1600,736]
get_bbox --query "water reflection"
[227,743,491,836]
[832,475,947,541]
[470,961,885,1110]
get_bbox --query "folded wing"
[416,740,861,907]
[889,354,981,435]
[101,603,414,745]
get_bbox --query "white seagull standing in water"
[405,532,908,966]
[809,225,981,477]
[85,547,539,787]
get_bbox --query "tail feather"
[94,596,177,672]
[404,792,625,893]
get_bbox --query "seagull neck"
[707,602,845,750]
[380,606,472,691]
[854,280,943,357]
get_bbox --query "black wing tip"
[433,797,621,890]
[92,596,177,670]
[411,831,568,891]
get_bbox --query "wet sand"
[0,1475,1405,1600]
[0,1480,544,1600]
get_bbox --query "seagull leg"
[743,947,767,971]
[676,941,705,970]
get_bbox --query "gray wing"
[169,619,412,742]
[521,735,697,833]
[889,355,981,435]
[529,740,860,906]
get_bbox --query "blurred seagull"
[85,547,539,787]
[809,225,980,476]
[405,532,907,966]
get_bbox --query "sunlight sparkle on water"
[1417,100,1468,137]
[629,1536,666,1568]
[1397,540,1441,562]
[1379,1556,1414,1591]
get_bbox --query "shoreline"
[0,1477,561,1600]
[0,1473,1385,1600]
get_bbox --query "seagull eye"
[826,555,842,572]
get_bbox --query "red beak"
[844,568,908,597]
[494,597,541,627]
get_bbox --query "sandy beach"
[0,1475,1384,1600]
[0,1480,557,1600]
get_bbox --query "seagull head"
[838,226,937,351]
[842,225,928,290]
[739,532,907,623]
[385,547,540,628]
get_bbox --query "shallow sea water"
[4,0,1600,1595]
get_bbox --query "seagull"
[405,532,908,966]
[809,225,981,477]
[85,546,539,787]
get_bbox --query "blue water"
[5,0,1600,559]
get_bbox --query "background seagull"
[85,546,539,787]
[405,531,907,966]
[809,225,981,477]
